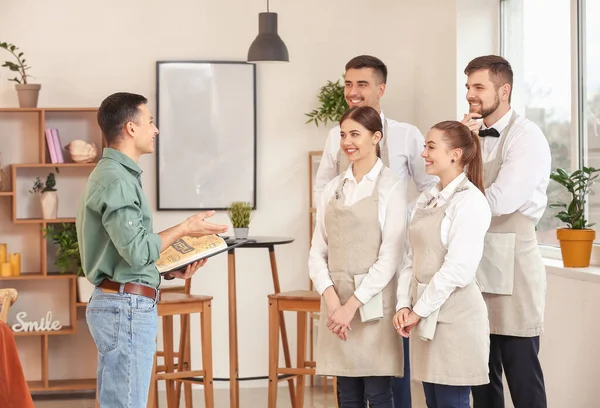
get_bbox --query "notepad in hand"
[156,235,227,274]
[353,274,384,322]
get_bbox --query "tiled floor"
[32,385,339,408]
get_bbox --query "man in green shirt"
[76,92,228,408]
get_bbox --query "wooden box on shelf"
[0,107,102,393]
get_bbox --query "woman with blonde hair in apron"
[394,120,491,408]
[309,105,408,407]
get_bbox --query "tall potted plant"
[42,223,93,302]
[549,166,600,267]
[305,78,348,127]
[227,201,253,240]
[0,41,41,108]
[29,172,58,219]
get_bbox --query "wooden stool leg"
[175,313,190,408]
[296,311,307,408]
[201,300,214,408]
[163,316,176,407]
[147,352,158,408]
[184,317,193,408]
[268,298,279,408]
[269,251,296,407]
[309,314,314,388]
[333,377,339,408]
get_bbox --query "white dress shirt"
[396,173,492,318]
[312,111,438,207]
[480,109,551,223]
[309,159,408,305]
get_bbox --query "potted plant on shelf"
[227,201,253,240]
[42,223,93,302]
[549,166,600,267]
[0,41,40,108]
[29,171,59,219]
[305,77,348,127]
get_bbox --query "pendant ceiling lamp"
[247,0,289,62]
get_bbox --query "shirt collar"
[344,158,384,183]
[481,108,513,132]
[101,148,143,176]
[423,172,467,202]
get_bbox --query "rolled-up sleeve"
[100,179,161,267]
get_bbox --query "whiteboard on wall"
[156,61,256,210]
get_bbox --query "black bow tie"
[479,128,500,137]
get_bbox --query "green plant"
[29,171,58,194]
[305,78,348,127]
[42,223,83,276]
[549,166,600,229]
[0,42,34,84]
[227,201,252,228]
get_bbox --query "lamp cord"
[267,0,269,12]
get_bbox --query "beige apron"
[336,119,390,174]
[408,178,490,386]
[476,113,546,337]
[315,166,404,377]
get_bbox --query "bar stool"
[148,292,214,408]
[154,281,193,407]
[268,290,322,408]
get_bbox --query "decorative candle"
[9,253,20,276]
[0,262,11,277]
[0,243,6,264]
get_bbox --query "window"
[501,0,597,247]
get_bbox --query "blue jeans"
[86,286,159,408]
[423,382,470,408]
[336,376,394,407]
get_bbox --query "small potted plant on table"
[227,201,253,240]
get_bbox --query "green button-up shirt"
[76,148,162,288]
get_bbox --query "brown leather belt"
[98,279,158,301]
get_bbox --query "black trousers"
[472,334,547,408]
[336,376,394,408]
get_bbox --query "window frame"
[500,0,599,264]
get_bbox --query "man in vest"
[462,55,550,408]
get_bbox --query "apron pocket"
[476,232,516,295]
[353,273,384,322]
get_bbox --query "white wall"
[0,0,498,392]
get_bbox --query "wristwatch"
[163,272,175,281]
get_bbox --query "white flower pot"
[234,227,249,240]
[40,191,58,219]
[77,276,95,303]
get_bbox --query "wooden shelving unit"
[0,107,103,393]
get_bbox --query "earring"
[451,159,455,163]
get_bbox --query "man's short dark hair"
[345,55,388,84]
[97,92,148,146]
[464,55,514,101]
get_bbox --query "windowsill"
[544,258,600,283]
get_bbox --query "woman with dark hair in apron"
[394,121,491,408]
[309,106,408,407]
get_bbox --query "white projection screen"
[156,61,256,210]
